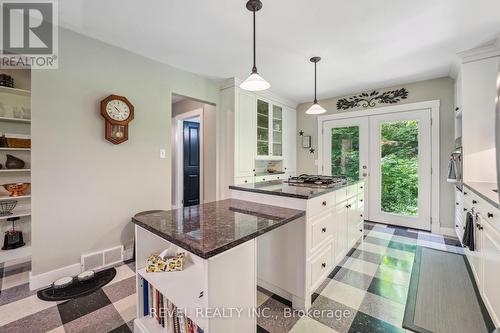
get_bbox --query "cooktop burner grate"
[287,174,347,187]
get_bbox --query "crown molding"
[458,35,500,63]
[220,77,297,109]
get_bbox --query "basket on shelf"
[0,200,17,216]
[6,137,30,148]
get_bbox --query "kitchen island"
[132,178,364,333]
[132,199,305,333]
[230,179,365,311]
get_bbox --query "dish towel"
[447,155,458,183]
[462,211,475,251]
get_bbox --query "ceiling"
[59,0,500,104]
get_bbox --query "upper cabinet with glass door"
[256,99,284,160]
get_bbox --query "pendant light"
[306,57,326,115]
[240,0,270,91]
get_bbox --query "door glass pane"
[272,105,282,156]
[380,120,419,216]
[257,100,269,156]
[331,126,359,181]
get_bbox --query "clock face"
[105,99,130,121]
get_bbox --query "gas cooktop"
[287,174,348,188]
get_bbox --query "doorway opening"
[171,94,216,208]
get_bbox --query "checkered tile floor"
[0,222,464,333]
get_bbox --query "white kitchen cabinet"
[221,78,297,187]
[235,91,256,178]
[481,218,500,325]
[461,185,500,326]
[460,43,499,183]
[283,107,297,174]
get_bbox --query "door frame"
[173,109,204,208]
[317,100,441,233]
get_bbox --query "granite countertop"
[229,179,362,199]
[132,199,305,259]
[464,182,499,209]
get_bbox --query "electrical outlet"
[160,149,166,159]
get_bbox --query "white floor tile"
[112,293,137,323]
[0,294,57,326]
[107,264,135,286]
[367,230,394,240]
[320,280,366,310]
[343,257,379,277]
[1,270,29,290]
[2,256,30,268]
[257,290,271,307]
[289,316,339,333]
[417,240,446,250]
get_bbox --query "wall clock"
[100,95,134,144]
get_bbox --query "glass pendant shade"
[305,102,326,115]
[240,72,271,91]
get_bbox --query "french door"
[322,109,432,230]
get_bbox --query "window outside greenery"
[380,120,419,216]
[330,126,359,181]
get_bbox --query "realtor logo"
[0,0,58,69]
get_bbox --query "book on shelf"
[140,277,203,333]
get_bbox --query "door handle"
[322,227,327,233]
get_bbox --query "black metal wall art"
[336,88,408,110]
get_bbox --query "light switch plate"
[160,149,166,159]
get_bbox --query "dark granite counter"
[464,182,499,209]
[229,179,362,199]
[132,199,305,259]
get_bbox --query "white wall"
[295,77,456,228]
[31,28,219,275]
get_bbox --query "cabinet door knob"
[321,263,326,268]
[322,201,327,206]
[455,225,458,228]
[456,202,459,206]
[252,169,255,172]
[322,227,327,233]
[472,200,478,204]
[463,208,467,211]
[244,180,248,183]
[359,229,363,232]
[360,214,363,217]
[360,186,364,189]
[263,178,266,181]
[360,199,363,202]
[284,167,287,170]
[199,291,204,298]
[464,192,468,195]
[488,212,494,218]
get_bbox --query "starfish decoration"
[309,148,315,154]
[299,130,304,136]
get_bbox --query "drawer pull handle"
[322,227,327,233]
[360,186,364,189]
[359,229,363,232]
[346,204,351,208]
[456,202,459,206]
[360,199,363,202]
[244,180,248,183]
[488,212,494,218]
[321,263,326,268]
[199,291,204,298]
[472,200,478,204]
[360,214,363,217]
[463,208,467,212]
[263,178,266,181]
[455,225,458,228]
[464,192,468,195]
[322,201,327,206]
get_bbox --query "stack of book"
[142,277,203,333]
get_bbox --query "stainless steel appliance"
[287,174,347,188]
[450,138,464,191]
[496,61,500,202]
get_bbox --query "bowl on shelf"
[3,183,30,197]
[0,200,17,216]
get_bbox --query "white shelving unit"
[0,80,31,263]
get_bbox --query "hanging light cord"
[252,9,257,74]
[314,61,318,104]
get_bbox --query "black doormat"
[37,267,116,302]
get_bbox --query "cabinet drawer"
[346,185,358,198]
[336,188,348,204]
[310,244,333,288]
[311,213,333,251]
[308,193,335,218]
[234,176,254,185]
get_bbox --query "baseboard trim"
[29,262,81,291]
[257,278,293,303]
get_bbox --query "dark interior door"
[183,121,200,207]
